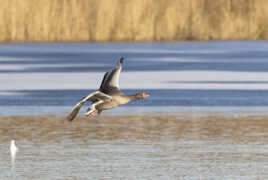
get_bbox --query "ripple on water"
[1,114,268,179]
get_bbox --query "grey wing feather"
[100,72,109,91]
[99,57,124,95]
[84,91,112,102]
[66,101,83,121]
[67,91,111,121]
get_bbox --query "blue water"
[1,41,268,116]
[3,42,268,180]
[2,89,268,107]
[1,42,268,73]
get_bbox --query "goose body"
[67,57,149,121]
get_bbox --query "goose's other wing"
[99,57,124,95]
[67,91,112,121]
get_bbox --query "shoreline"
[1,113,268,142]
[0,39,268,43]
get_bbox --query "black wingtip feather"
[119,57,124,64]
[66,102,82,121]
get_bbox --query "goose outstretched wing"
[67,91,112,121]
[99,57,124,95]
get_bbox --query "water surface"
[1,115,268,179]
[1,41,268,116]
[1,42,268,179]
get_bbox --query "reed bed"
[0,0,268,42]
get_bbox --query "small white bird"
[10,140,18,164]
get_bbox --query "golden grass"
[0,0,268,42]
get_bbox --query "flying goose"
[67,57,149,121]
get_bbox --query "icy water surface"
[1,41,268,179]
[1,41,268,115]
[1,114,268,179]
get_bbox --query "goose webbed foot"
[85,108,96,118]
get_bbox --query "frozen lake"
[1,41,268,179]
[1,41,268,116]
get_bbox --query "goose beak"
[142,93,150,98]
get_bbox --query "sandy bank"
[1,113,268,143]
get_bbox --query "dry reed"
[0,0,268,42]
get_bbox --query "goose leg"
[86,109,96,118]
[85,100,103,118]
[97,109,102,115]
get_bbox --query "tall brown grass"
[0,0,268,42]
